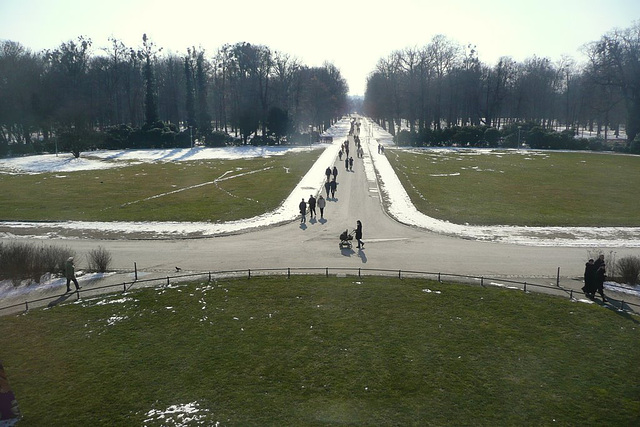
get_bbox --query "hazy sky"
[1,0,638,96]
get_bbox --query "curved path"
[2,117,639,311]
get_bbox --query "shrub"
[203,131,231,147]
[86,246,112,273]
[616,256,640,285]
[0,241,74,283]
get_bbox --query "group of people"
[582,254,608,302]
[338,140,356,171]
[298,193,326,223]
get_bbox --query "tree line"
[0,35,349,156]
[363,23,640,149]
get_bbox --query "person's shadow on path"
[357,248,368,263]
[318,218,327,225]
[47,292,74,308]
[300,223,307,230]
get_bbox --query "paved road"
[2,127,638,313]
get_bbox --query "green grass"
[0,150,320,222]
[1,276,638,426]
[386,149,640,227]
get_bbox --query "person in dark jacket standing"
[299,198,307,223]
[582,258,596,296]
[324,180,331,198]
[344,157,349,171]
[308,195,316,218]
[349,156,354,171]
[355,220,364,249]
[325,167,332,182]
[332,166,338,180]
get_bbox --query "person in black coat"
[594,263,608,302]
[308,195,316,218]
[325,167,332,181]
[582,258,596,297]
[299,198,306,223]
[332,166,338,180]
[330,178,337,199]
[324,180,331,198]
[355,220,364,249]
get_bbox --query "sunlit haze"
[1,0,638,96]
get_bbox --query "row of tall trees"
[0,35,349,153]
[364,23,640,144]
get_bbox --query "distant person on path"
[325,167,332,181]
[65,257,80,292]
[344,157,349,171]
[582,258,596,297]
[324,180,331,198]
[332,166,338,180]
[330,178,337,199]
[594,263,608,302]
[317,195,326,219]
[299,198,307,223]
[308,195,316,218]
[355,220,364,249]
[349,156,354,171]
[338,150,343,161]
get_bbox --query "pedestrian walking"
[308,194,316,218]
[332,166,338,180]
[325,167,332,181]
[582,259,597,296]
[317,195,326,219]
[344,157,349,171]
[330,178,337,199]
[594,263,608,302]
[349,156,354,171]
[324,180,331,198]
[65,256,80,292]
[299,198,307,223]
[338,150,343,161]
[355,220,364,249]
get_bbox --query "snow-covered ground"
[0,116,639,247]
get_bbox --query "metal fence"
[1,267,638,316]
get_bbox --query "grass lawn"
[1,276,638,426]
[386,149,640,227]
[0,150,320,222]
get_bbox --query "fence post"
[481,276,484,287]
[25,301,28,312]
[167,277,170,286]
[524,282,527,292]
[570,289,573,299]
[438,272,441,283]
[358,268,361,279]
[208,272,211,282]
[398,270,401,279]
[326,267,329,278]
[556,267,560,287]
[248,269,251,279]
[123,282,126,293]
[134,262,138,281]
[287,268,290,279]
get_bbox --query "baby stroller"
[339,229,353,248]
